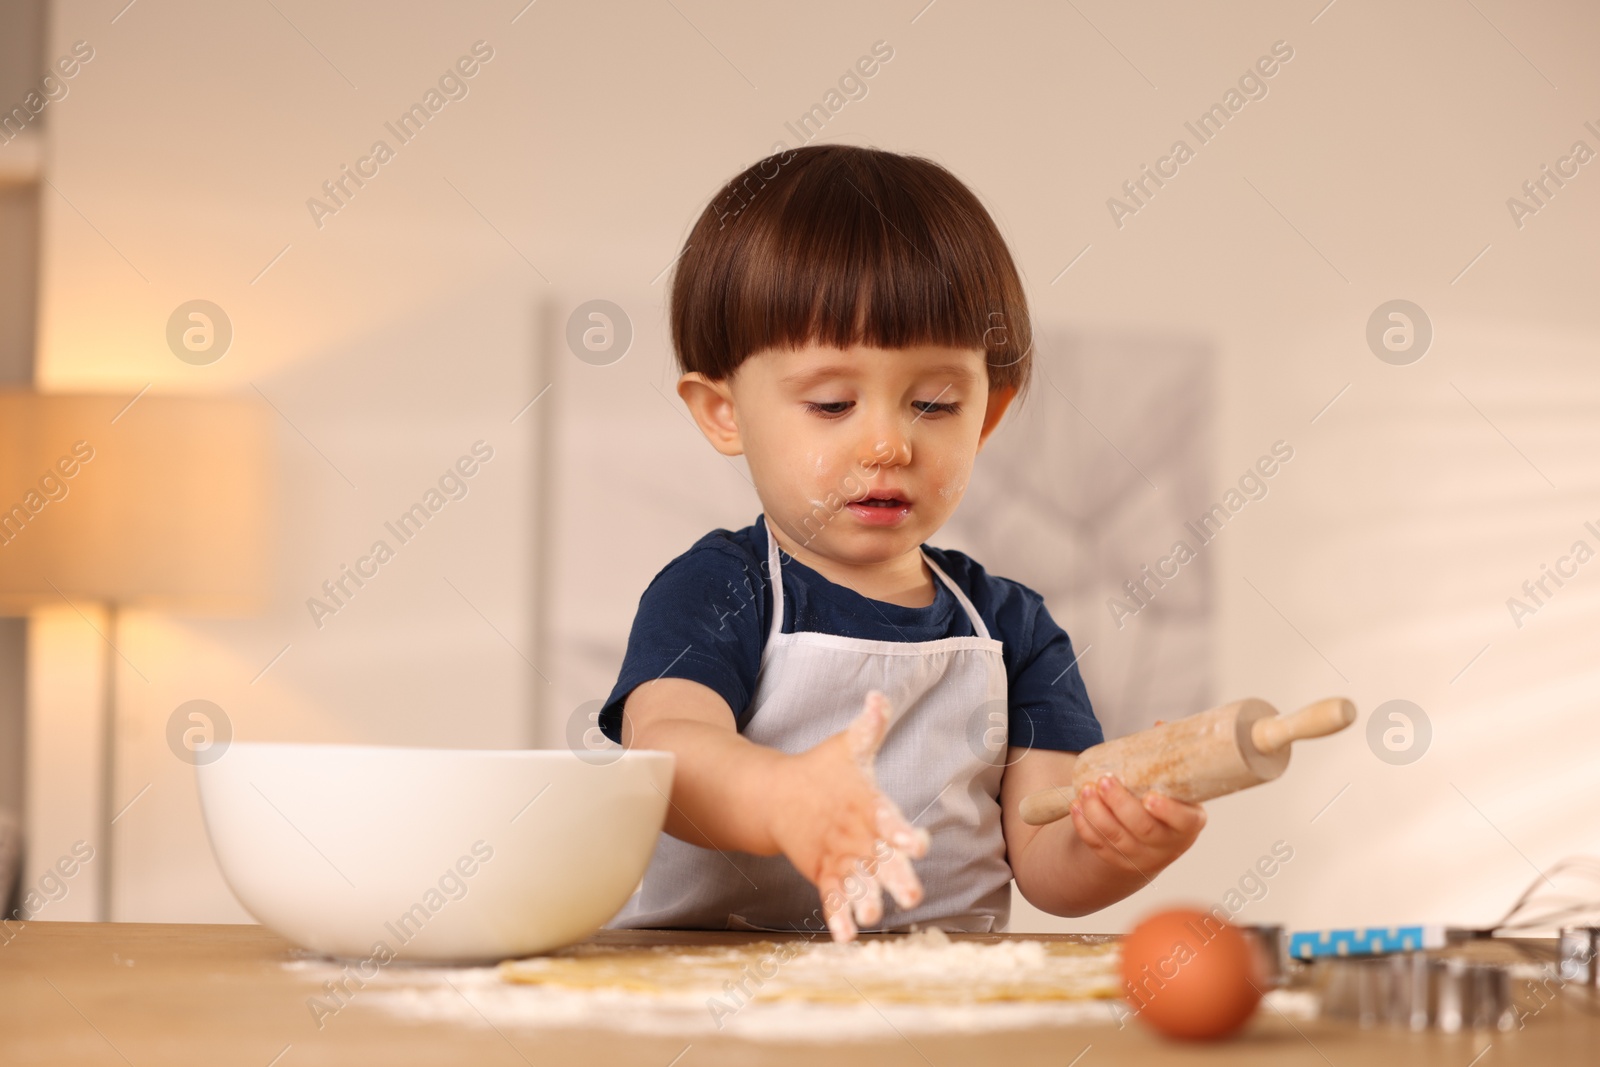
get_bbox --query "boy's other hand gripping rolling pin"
[1018,697,1357,825]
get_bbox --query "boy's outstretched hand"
[1067,774,1206,878]
[766,690,930,943]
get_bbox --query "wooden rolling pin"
[1019,697,1356,825]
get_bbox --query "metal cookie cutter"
[1242,924,1289,989]
[1558,927,1599,986]
[1316,952,1517,1032]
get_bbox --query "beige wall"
[27,0,1599,930]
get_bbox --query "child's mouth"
[846,493,912,526]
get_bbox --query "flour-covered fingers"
[819,874,858,943]
[845,859,884,928]
[874,795,930,859]
[873,842,925,911]
[846,691,892,764]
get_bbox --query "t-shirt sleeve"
[1005,585,1104,753]
[597,541,767,744]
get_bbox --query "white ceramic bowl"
[197,743,673,963]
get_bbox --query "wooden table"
[1,922,1594,1065]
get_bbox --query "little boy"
[598,145,1205,943]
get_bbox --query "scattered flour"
[281,928,1317,1042]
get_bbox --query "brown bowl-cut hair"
[669,144,1033,406]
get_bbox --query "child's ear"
[977,384,1018,451]
[677,372,744,456]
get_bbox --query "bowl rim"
[210,741,675,761]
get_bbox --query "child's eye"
[803,400,962,418]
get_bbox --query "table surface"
[1,922,1594,1066]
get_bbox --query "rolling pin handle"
[1251,697,1357,755]
[1019,785,1077,826]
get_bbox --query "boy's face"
[679,342,1017,568]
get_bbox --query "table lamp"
[0,389,274,920]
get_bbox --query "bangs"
[671,145,1033,401]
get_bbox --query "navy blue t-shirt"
[598,514,1102,753]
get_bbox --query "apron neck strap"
[761,514,991,641]
[764,515,787,645]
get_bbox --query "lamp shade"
[0,391,274,613]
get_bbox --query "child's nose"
[859,412,912,468]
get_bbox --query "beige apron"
[607,515,1012,933]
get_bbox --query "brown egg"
[1118,906,1264,1040]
